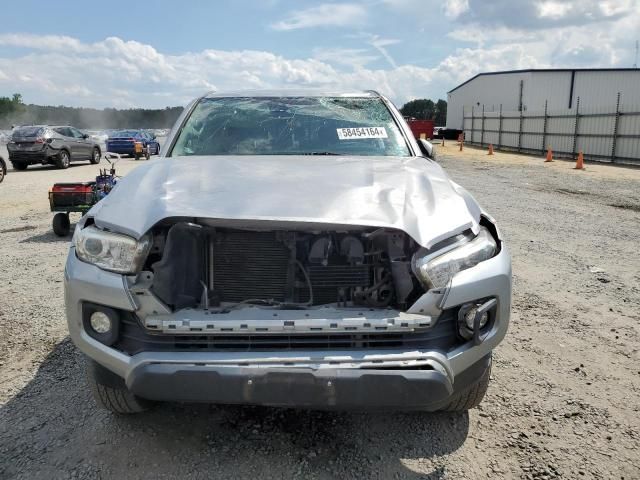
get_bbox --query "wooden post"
[498,104,503,148]
[572,97,580,159]
[517,107,523,152]
[480,104,485,147]
[471,105,475,144]
[611,92,621,163]
[541,100,548,155]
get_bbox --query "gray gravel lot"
[1,146,639,479]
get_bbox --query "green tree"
[400,99,435,120]
[400,98,447,125]
[434,99,447,126]
[0,93,184,129]
[0,93,24,120]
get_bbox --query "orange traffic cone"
[488,144,494,155]
[545,146,553,162]
[574,150,585,170]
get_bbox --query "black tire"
[52,213,70,236]
[11,161,28,171]
[443,355,491,411]
[0,159,6,183]
[155,143,160,155]
[86,358,151,414]
[90,147,101,164]
[56,150,71,169]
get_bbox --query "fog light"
[458,298,497,344]
[464,306,489,330]
[90,311,112,334]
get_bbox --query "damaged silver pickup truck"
[65,90,511,413]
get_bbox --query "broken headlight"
[412,227,497,289]
[74,225,151,274]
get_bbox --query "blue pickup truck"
[105,130,160,160]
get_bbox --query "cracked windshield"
[171,96,411,156]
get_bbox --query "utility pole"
[634,40,639,68]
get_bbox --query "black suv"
[7,125,102,170]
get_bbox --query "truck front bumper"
[124,354,490,410]
[65,241,510,410]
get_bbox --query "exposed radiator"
[208,230,373,305]
[210,231,291,303]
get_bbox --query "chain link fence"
[462,93,640,165]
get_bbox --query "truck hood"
[90,155,481,248]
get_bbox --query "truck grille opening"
[114,309,459,355]
[148,223,422,311]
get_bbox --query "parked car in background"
[66,90,511,414]
[105,130,160,160]
[0,155,6,182]
[7,125,102,170]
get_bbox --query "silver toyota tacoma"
[65,90,511,413]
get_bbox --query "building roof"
[447,68,640,94]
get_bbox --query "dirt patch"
[608,202,640,212]
[1,150,639,479]
[0,225,37,234]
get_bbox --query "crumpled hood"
[90,155,481,248]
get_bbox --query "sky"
[0,0,638,109]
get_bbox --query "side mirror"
[82,134,89,139]
[152,134,157,139]
[418,138,436,160]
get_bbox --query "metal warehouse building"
[446,68,640,164]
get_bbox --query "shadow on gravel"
[8,163,88,173]
[19,230,73,244]
[0,339,469,480]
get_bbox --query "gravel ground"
[1,145,639,479]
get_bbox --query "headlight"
[74,225,151,274]
[412,227,497,289]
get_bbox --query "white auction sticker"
[337,127,388,140]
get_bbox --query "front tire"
[90,147,101,164]
[11,161,28,171]
[0,159,6,182]
[443,355,491,411]
[86,359,151,414]
[56,150,71,169]
[52,213,70,236]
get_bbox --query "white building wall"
[446,69,640,129]
[522,71,572,112]
[447,72,530,128]
[573,70,640,108]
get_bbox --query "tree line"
[0,93,184,130]
[400,98,447,125]
[1,93,448,130]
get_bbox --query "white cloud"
[271,4,368,31]
[537,1,573,19]
[446,0,640,71]
[443,0,470,18]
[0,8,638,113]
[0,32,496,108]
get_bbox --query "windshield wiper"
[302,151,341,156]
